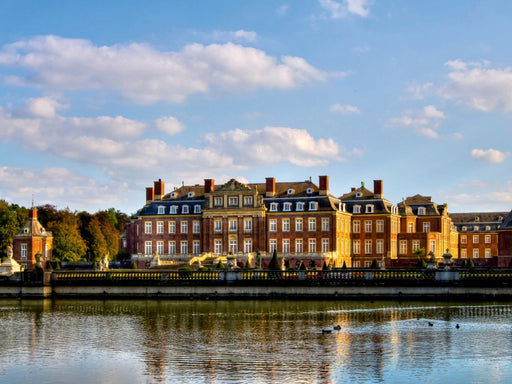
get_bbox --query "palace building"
[123,176,512,269]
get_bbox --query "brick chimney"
[266,177,276,197]
[146,187,154,203]
[374,180,383,198]
[319,175,329,196]
[154,179,165,200]
[204,179,215,193]
[29,208,37,219]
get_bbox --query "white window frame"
[296,239,303,253]
[282,219,290,232]
[295,218,303,231]
[181,221,188,234]
[193,221,200,234]
[270,202,278,212]
[157,206,165,214]
[182,205,189,214]
[194,205,201,214]
[157,221,164,234]
[309,201,318,211]
[322,218,329,231]
[193,241,200,255]
[270,219,277,232]
[169,221,176,234]
[296,202,304,211]
[283,202,292,212]
[353,205,361,214]
[145,241,152,255]
[180,241,188,255]
[308,218,316,231]
[145,222,152,234]
[169,241,176,255]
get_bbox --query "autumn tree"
[86,216,108,263]
[50,209,87,262]
[0,200,19,258]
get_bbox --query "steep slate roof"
[397,194,447,216]
[15,210,52,238]
[339,184,395,214]
[498,210,512,230]
[449,212,509,224]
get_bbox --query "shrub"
[268,249,281,270]
[130,261,137,269]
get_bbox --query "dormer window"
[474,217,479,222]
[296,202,304,211]
[23,228,29,234]
[287,189,294,195]
[499,216,503,221]
[366,205,374,213]
[306,188,313,195]
[418,207,426,215]
[473,225,479,231]
[485,225,491,231]
[353,205,361,214]
[170,192,177,198]
[170,206,178,214]
[40,228,45,233]
[157,206,165,214]
[462,226,467,232]
[309,202,318,211]
[194,205,201,214]
[182,205,189,214]
[356,192,362,198]
[187,192,194,198]
[283,202,292,212]
[270,203,278,212]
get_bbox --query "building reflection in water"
[2,300,512,383]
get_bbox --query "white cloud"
[0,166,126,209]
[386,105,446,138]
[330,103,360,114]
[22,96,66,118]
[210,30,258,43]
[0,35,332,104]
[471,148,510,164]
[154,116,186,136]
[440,60,512,111]
[204,126,355,167]
[407,82,433,100]
[319,0,370,18]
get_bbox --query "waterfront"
[1,300,512,383]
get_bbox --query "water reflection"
[1,300,512,383]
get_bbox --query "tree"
[50,210,87,262]
[0,200,20,258]
[370,259,379,269]
[87,217,108,263]
[268,249,281,270]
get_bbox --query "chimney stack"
[204,179,215,193]
[374,180,383,198]
[29,208,37,219]
[319,175,329,196]
[154,179,165,200]
[266,177,276,197]
[146,187,154,203]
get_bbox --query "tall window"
[269,239,277,252]
[353,220,360,233]
[308,239,316,253]
[283,239,290,253]
[215,197,223,206]
[365,240,372,254]
[229,240,237,253]
[296,218,303,231]
[229,219,237,232]
[322,218,329,231]
[215,240,222,254]
[399,240,407,255]
[365,220,372,233]
[181,221,188,234]
[308,218,316,231]
[473,249,479,258]
[244,240,252,253]
[215,220,222,232]
[423,222,430,233]
[461,235,467,244]
[485,248,491,258]
[473,235,479,244]
[296,239,303,253]
[412,240,420,251]
[461,249,467,258]
[376,239,384,254]
[429,240,436,254]
[180,241,188,254]
[169,241,176,255]
[157,241,164,255]
[157,222,164,234]
[145,241,152,255]
[353,240,360,254]
[169,221,176,234]
[145,222,152,234]
[485,235,491,244]
[408,222,414,233]
[283,219,290,232]
[193,241,200,255]
[21,244,27,259]
[229,197,238,206]
[270,219,277,232]
[244,218,252,232]
[193,221,200,234]
[322,239,329,252]
[376,220,384,233]
[244,196,253,206]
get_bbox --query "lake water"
[1,299,511,383]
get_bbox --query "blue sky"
[1,0,511,214]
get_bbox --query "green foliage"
[216,260,226,269]
[468,258,475,268]
[341,261,347,270]
[178,266,193,271]
[50,210,87,262]
[130,261,137,269]
[461,259,467,267]
[369,259,379,269]
[322,262,330,271]
[413,247,426,257]
[268,249,281,270]
[0,200,24,258]
[299,261,306,271]
[416,257,427,269]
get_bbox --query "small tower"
[12,208,53,269]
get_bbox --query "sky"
[1,0,511,215]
